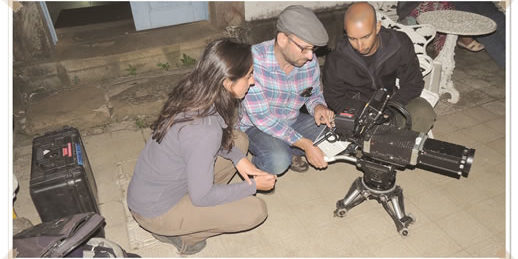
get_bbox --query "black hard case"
[30,127,100,222]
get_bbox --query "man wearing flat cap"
[239,5,334,177]
[323,2,435,133]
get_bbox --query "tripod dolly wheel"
[399,227,409,237]
[334,208,347,217]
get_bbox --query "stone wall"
[209,2,245,29]
[13,2,55,116]
[244,1,349,21]
[13,2,54,64]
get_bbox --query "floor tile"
[439,129,480,148]
[346,206,402,244]
[104,222,131,252]
[464,235,505,257]
[483,117,506,135]
[471,143,506,168]
[406,188,462,221]
[435,210,493,249]
[83,133,119,167]
[97,176,123,204]
[461,123,502,144]
[404,221,463,257]
[462,106,502,124]
[485,137,506,155]
[466,197,505,235]
[370,235,419,257]
[437,111,482,130]
[99,200,126,227]
[482,100,506,116]
[109,130,146,162]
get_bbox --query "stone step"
[22,68,191,136]
[15,20,225,98]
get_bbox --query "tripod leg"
[380,186,415,236]
[334,178,367,217]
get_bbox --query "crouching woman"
[127,39,276,255]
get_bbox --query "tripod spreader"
[334,159,415,236]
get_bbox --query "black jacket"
[323,27,424,113]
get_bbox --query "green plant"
[126,64,137,76]
[135,117,147,128]
[180,53,196,66]
[157,62,170,71]
[73,75,80,85]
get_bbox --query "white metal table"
[417,10,496,103]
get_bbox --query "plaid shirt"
[239,39,327,145]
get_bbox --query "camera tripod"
[333,159,415,236]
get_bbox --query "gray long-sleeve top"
[127,111,256,218]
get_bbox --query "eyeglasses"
[287,36,318,54]
[299,87,313,97]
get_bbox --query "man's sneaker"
[290,155,309,172]
[152,233,206,255]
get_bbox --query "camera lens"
[461,148,475,178]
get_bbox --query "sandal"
[457,40,485,52]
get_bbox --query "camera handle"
[333,159,416,237]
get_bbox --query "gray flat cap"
[276,5,329,46]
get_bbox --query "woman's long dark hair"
[151,38,253,151]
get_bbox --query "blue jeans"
[245,113,324,175]
[452,2,506,68]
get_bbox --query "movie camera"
[314,88,475,236]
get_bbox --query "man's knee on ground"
[254,150,291,175]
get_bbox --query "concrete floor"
[13,47,506,257]
[12,12,506,256]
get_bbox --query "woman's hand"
[236,158,276,185]
[254,174,277,191]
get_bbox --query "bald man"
[323,2,435,133]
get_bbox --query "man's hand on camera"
[294,138,328,169]
[314,104,335,128]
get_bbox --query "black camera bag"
[13,212,104,257]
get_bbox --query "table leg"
[434,34,459,103]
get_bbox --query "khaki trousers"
[131,130,267,245]
[393,97,437,133]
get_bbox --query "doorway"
[46,2,133,29]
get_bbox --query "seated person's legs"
[131,195,267,254]
[393,97,436,133]
[246,112,324,174]
[245,127,293,175]
[290,112,325,145]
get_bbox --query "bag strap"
[44,214,104,257]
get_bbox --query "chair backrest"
[376,11,436,77]
[369,1,399,22]
[375,11,440,108]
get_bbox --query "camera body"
[325,88,475,179]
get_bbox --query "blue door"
[130,2,209,31]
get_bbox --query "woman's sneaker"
[152,233,206,255]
